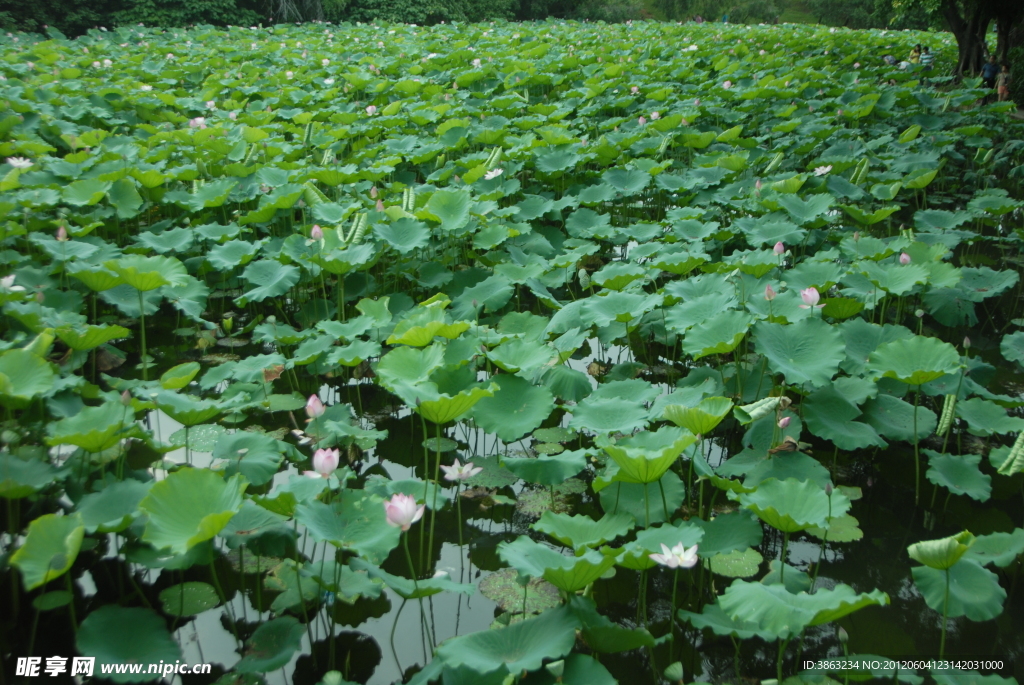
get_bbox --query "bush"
[1010,46,1024,109]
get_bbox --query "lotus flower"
[799,287,824,309]
[631,86,639,94]
[366,105,377,115]
[899,252,911,265]
[755,179,762,191]
[310,224,324,240]
[649,543,699,569]
[1,275,25,293]
[6,157,32,169]
[229,111,237,120]
[305,448,340,478]
[56,226,68,241]
[765,284,777,301]
[638,116,647,126]
[321,58,330,66]
[778,416,791,428]
[92,61,101,68]
[206,100,216,110]
[384,493,425,531]
[694,98,701,106]
[140,84,153,91]
[484,168,504,180]
[650,111,660,120]
[814,165,833,176]
[773,241,785,255]
[305,394,325,418]
[722,80,732,89]
[285,70,294,79]
[440,459,483,482]
[472,58,481,67]
[188,117,206,129]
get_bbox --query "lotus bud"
[664,662,684,682]
[638,116,647,126]
[755,178,762,191]
[57,225,69,241]
[825,482,833,496]
[963,337,970,350]
[370,185,378,199]
[915,309,924,318]
[765,284,776,301]
[838,626,848,643]
[773,241,785,255]
[778,416,790,428]
[311,224,323,240]
[376,199,384,211]
[120,389,133,406]
[853,231,860,241]
[899,252,911,265]
[306,394,326,419]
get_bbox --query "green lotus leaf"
[592,262,650,290]
[583,290,663,327]
[219,500,291,549]
[682,310,752,360]
[777,193,833,224]
[543,365,593,402]
[239,260,301,303]
[503,449,587,486]
[597,471,685,527]
[692,511,764,557]
[139,469,246,555]
[414,381,496,425]
[151,390,221,426]
[567,595,656,653]
[486,338,559,378]
[806,513,864,543]
[732,396,785,425]
[568,396,649,435]
[207,239,261,271]
[376,343,446,387]
[803,386,887,450]
[63,178,112,206]
[10,513,84,591]
[663,397,732,435]
[961,529,1024,568]
[424,188,472,233]
[838,319,914,376]
[867,336,962,386]
[908,531,976,570]
[106,255,189,291]
[471,375,555,443]
[214,432,283,487]
[924,450,991,502]
[861,394,937,442]
[911,560,1005,621]
[679,602,776,640]
[708,548,763,578]
[159,362,201,390]
[859,261,929,296]
[600,426,695,484]
[77,607,181,682]
[533,511,635,554]
[738,478,851,533]
[293,492,399,564]
[0,453,59,499]
[0,348,55,406]
[615,520,704,572]
[498,536,618,593]
[754,318,845,388]
[76,479,151,534]
[387,305,470,347]
[841,204,899,225]
[235,616,306,674]
[67,263,124,292]
[159,581,220,617]
[719,580,889,640]
[349,558,475,600]
[954,397,1024,436]
[47,401,134,453]
[436,605,581,676]
[374,218,430,254]
[55,324,130,351]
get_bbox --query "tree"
[892,0,1024,75]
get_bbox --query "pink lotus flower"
[778,416,791,429]
[472,58,481,67]
[440,459,483,482]
[311,224,323,240]
[366,105,377,115]
[56,226,68,241]
[899,252,911,265]
[638,116,647,126]
[799,287,824,309]
[103,59,112,67]
[376,199,385,211]
[188,117,206,129]
[631,86,639,94]
[650,111,660,120]
[649,543,699,569]
[92,61,101,68]
[206,100,216,110]
[322,58,330,66]
[765,284,777,301]
[305,394,325,418]
[854,62,861,68]
[694,98,701,106]
[229,111,237,120]
[370,185,378,199]
[384,493,425,531]
[305,447,340,478]
[723,80,732,89]
[773,241,785,255]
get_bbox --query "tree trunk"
[943,0,991,76]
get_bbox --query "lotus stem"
[389,598,408,673]
[64,574,77,635]
[780,531,790,584]
[427,421,442,574]
[670,568,679,660]
[913,385,921,506]
[731,634,741,680]
[658,479,669,521]
[138,290,148,381]
[940,567,949,657]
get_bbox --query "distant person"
[721,13,729,23]
[997,64,1010,102]
[920,46,934,69]
[908,44,921,64]
[982,55,999,89]
[883,54,897,66]
[694,14,704,23]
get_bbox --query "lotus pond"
[1,17,1024,685]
